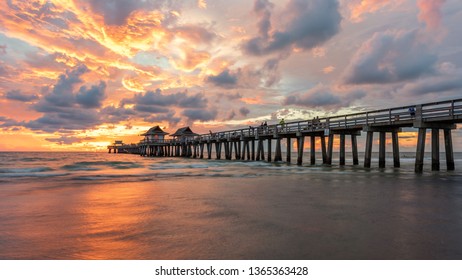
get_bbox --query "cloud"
[23,65,108,133]
[100,105,137,123]
[143,111,181,126]
[217,92,243,101]
[343,30,437,85]
[323,66,336,74]
[198,0,207,9]
[75,81,107,108]
[5,90,39,102]
[417,0,446,31]
[0,115,22,128]
[239,107,250,116]
[134,104,171,114]
[344,0,402,22]
[283,84,366,109]
[25,108,101,133]
[206,60,281,89]
[36,64,90,109]
[242,0,341,56]
[260,58,281,87]
[225,110,236,121]
[183,108,218,122]
[45,135,95,145]
[206,70,238,88]
[173,48,211,71]
[85,0,159,26]
[124,89,208,109]
[401,63,462,96]
[254,0,274,39]
[173,25,216,45]
[0,44,6,55]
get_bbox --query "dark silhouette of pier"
[108,98,462,172]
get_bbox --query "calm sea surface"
[1,151,462,259]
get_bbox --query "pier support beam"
[251,140,255,161]
[286,137,291,163]
[339,134,346,166]
[432,128,440,171]
[275,138,282,162]
[415,128,426,173]
[321,136,327,164]
[351,135,359,165]
[246,141,251,160]
[364,131,373,168]
[444,129,455,171]
[200,143,204,159]
[379,131,386,168]
[392,132,400,168]
[327,134,334,165]
[256,139,265,161]
[297,136,304,166]
[267,139,272,162]
[215,142,222,159]
[310,136,316,165]
[233,141,240,160]
[224,142,230,160]
[207,143,212,159]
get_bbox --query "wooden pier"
[108,99,462,172]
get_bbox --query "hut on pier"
[171,126,199,142]
[141,125,169,143]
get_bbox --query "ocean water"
[1,151,462,259]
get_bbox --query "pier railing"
[195,98,462,141]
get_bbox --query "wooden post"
[310,136,316,165]
[215,142,221,159]
[200,143,204,159]
[297,136,304,166]
[224,142,230,160]
[351,135,359,165]
[321,136,327,164]
[260,140,265,161]
[193,144,197,158]
[229,141,233,159]
[251,140,255,161]
[286,137,291,163]
[207,143,212,159]
[238,141,242,159]
[256,140,261,161]
[267,138,272,162]
[339,134,345,166]
[432,128,440,171]
[246,141,251,160]
[444,129,455,171]
[241,141,246,160]
[234,141,239,160]
[379,131,386,168]
[327,134,334,165]
[391,131,400,168]
[275,138,282,161]
[364,131,373,168]
[415,128,426,173]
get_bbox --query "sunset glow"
[1,0,461,151]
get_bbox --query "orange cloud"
[198,0,207,9]
[346,0,403,22]
[417,0,446,31]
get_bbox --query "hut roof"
[171,126,199,137]
[140,125,169,136]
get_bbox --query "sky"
[0,0,462,151]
